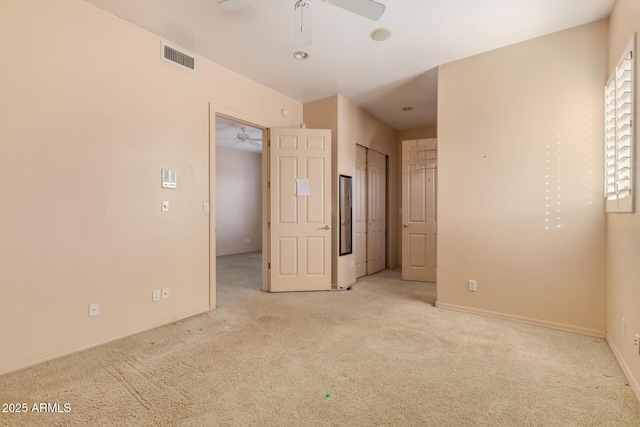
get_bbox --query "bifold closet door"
[355,145,367,278]
[366,149,386,275]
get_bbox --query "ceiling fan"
[218,126,262,147]
[218,0,386,46]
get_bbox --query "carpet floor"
[1,251,639,426]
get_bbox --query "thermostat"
[162,168,177,189]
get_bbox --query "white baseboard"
[606,334,640,402]
[435,301,605,338]
[0,305,211,376]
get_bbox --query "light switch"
[162,201,169,212]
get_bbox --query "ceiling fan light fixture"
[370,27,392,42]
[294,0,312,46]
[293,51,310,60]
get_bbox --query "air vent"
[161,42,196,72]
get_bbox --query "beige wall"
[215,147,261,256]
[437,20,608,336]
[607,0,640,400]
[0,0,302,375]
[304,95,399,288]
[398,125,438,142]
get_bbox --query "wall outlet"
[162,288,169,299]
[623,317,627,336]
[203,202,210,213]
[634,334,640,355]
[468,280,477,292]
[89,303,100,317]
[152,289,161,302]
[244,238,251,244]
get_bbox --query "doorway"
[355,145,387,278]
[214,115,264,307]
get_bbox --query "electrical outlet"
[152,289,161,302]
[203,202,210,213]
[244,238,251,244]
[634,334,640,355]
[468,280,477,292]
[89,303,100,317]
[162,288,169,299]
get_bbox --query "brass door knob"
[322,225,330,230]
[403,224,409,228]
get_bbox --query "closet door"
[367,149,386,274]
[355,145,367,278]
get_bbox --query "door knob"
[403,224,409,228]
[322,225,330,230]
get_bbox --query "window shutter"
[605,35,635,213]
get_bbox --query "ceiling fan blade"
[322,0,385,21]
[294,0,312,47]
[217,0,257,12]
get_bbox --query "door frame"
[208,104,270,308]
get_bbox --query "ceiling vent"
[161,42,196,72]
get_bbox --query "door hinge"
[268,181,270,188]
[268,262,271,269]
[268,222,270,227]
[268,139,271,147]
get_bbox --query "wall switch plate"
[468,280,477,292]
[162,288,169,299]
[634,334,640,354]
[89,303,100,317]
[152,289,161,302]
[203,202,210,213]
[161,168,177,189]
[161,201,169,212]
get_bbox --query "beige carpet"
[1,252,639,426]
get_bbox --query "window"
[605,35,636,213]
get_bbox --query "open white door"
[402,139,437,282]
[268,128,331,292]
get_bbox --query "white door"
[355,145,367,278]
[402,139,437,282]
[268,128,332,292]
[367,149,386,275]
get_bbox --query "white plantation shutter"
[605,35,635,213]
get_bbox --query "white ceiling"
[86,0,614,130]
